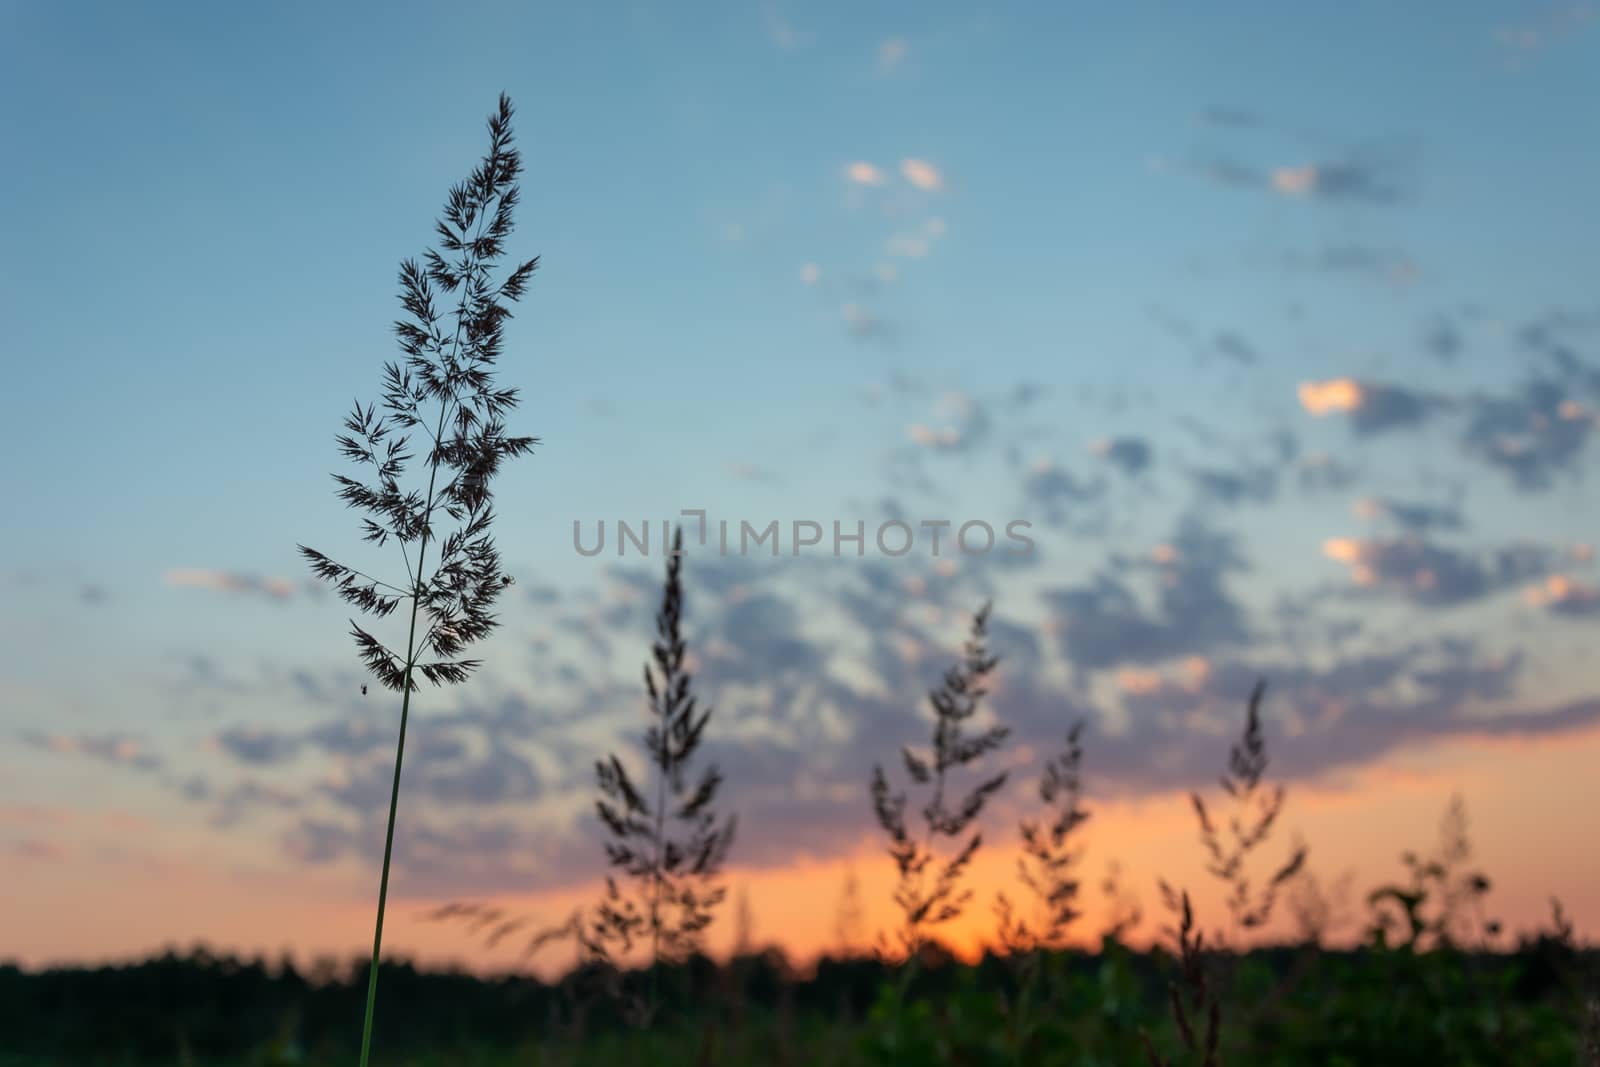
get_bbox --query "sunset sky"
[3,0,1600,974]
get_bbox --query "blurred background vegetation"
[1,921,1593,1066]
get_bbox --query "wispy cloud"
[1494,2,1596,66]
[884,217,946,260]
[1212,330,1259,365]
[900,158,944,191]
[1089,436,1153,476]
[1299,378,1365,416]
[1022,461,1107,529]
[1280,244,1420,287]
[884,235,930,259]
[842,301,890,340]
[1192,106,1263,129]
[1354,496,1466,534]
[164,568,298,601]
[1155,144,1413,206]
[22,732,164,772]
[1298,378,1443,435]
[1320,535,1563,607]
[845,161,887,186]
[762,2,815,50]
[1272,164,1318,196]
[1271,154,1411,204]
[1524,574,1600,616]
[1043,516,1251,672]
[878,37,908,73]
[1461,379,1596,490]
[1296,451,1363,493]
[1188,463,1279,508]
[905,390,991,453]
[728,462,783,485]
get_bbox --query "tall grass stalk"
[298,92,539,1064]
[591,526,737,1023]
[1178,680,1306,945]
[870,601,1011,959]
[866,602,1010,1059]
[1142,890,1222,1067]
[994,721,1090,1060]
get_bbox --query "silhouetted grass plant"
[1283,864,1356,948]
[297,91,539,1065]
[1141,890,1221,1067]
[431,530,736,1031]
[1367,792,1498,951]
[1171,680,1307,946]
[995,720,1090,954]
[353,596,1592,1065]
[865,602,1011,1061]
[833,868,868,960]
[1099,859,1146,944]
[589,525,737,1024]
[1144,680,1304,1065]
[870,602,1011,961]
[992,721,1091,1060]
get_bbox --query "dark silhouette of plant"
[1366,793,1498,951]
[871,602,1011,958]
[427,900,607,969]
[1184,680,1307,942]
[1141,890,1221,1067]
[733,885,756,957]
[1283,864,1356,948]
[428,531,732,1027]
[590,526,737,1020]
[834,868,867,959]
[426,899,629,1042]
[996,720,1091,954]
[297,92,539,1066]
[992,721,1091,1060]
[1100,860,1145,944]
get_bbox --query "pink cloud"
[163,568,297,600]
[846,161,886,186]
[900,158,944,191]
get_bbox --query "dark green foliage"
[1,939,1593,1065]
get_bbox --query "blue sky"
[3,0,1600,963]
